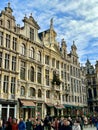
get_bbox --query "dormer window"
[7,20,10,29]
[30,28,34,41]
[14,27,16,32]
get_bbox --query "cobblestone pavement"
[84,126,96,130]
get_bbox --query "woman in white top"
[72,120,81,130]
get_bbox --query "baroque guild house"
[0,3,87,120]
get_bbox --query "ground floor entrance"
[0,100,17,120]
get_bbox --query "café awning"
[64,104,74,108]
[19,99,36,108]
[46,103,54,107]
[54,105,65,109]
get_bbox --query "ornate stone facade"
[84,59,98,113]
[0,3,87,120]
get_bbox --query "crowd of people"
[0,114,98,130]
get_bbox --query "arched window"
[29,87,35,97]
[38,89,42,98]
[20,86,25,96]
[46,90,50,98]
[37,51,41,62]
[30,47,34,59]
[21,43,26,55]
[30,67,34,82]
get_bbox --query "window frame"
[5,53,10,70]
[30,28,34,41]
[6,34,10,48]
[11,77,16,94]
[3,75,9,93]
[0,31,3,46]
[20,61,26,80]
[12,56,16,71]
[12,37,17,51]
[20,86,25,96]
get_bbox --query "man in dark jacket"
[44,115,51,130]
[26,118,32,130]
[61,119,72,130]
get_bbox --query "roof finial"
[25,14,26,17]
[31,13,32,16]
[73,40,75,44]
[50,18,53,29]
[8,2,10,8]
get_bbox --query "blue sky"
[0,0,98,65]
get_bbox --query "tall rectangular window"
[0,31,3,46]
[56,60,59,69]
[61,62,63,68]
[45,69,49,86]
[0,52,2,67]
[0,74,1,87]
[52,58,55,67]
[7,20,10,29]
[37,67,41,84]
[30,47,34,59]
[21,43,25,56]
[12,37,17,51]
[61,71,63,79]
[20,61,26,80]
[12,56,16,71]
[6,34,10,48]
[37,51,41,62]
[30,28,34,41]
[11,77,16,94]
[64,64,66,70]
[45,55,49,65]
[3,75,9,93]
[5,53,10,69]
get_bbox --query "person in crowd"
[68,116,73,129]
[51,118,59,130]
[4,121,12,130]
[83,116,88,128]
[61,119,72,130]
[95,118,98,130]
[32,118,37,130]
[8,117,12,124]
[11,118,18,130]
[26,118,32,130]
[89,116,93,127]
[35,120,43,130]
[43,115,51,130]
[0,119,2,130]
[2,118,6,129]
[18,117,26,130]
[36,115,44,130]
[58,117,64,130]
[92,115,96,126]
[72,120,81,130]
